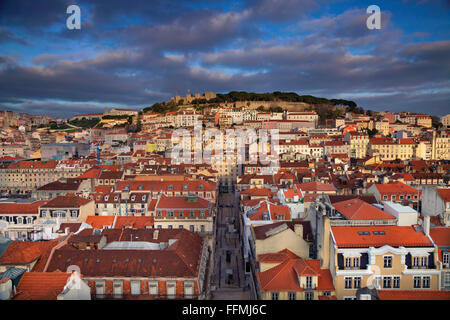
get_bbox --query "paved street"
[210,189,251,300]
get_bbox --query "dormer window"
[114,196,119,201]
[105,195,109,201]
[168,184,173,190]
[131,195,136,201]
[305,276,313,289]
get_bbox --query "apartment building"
[0,200,48,240]
[330,225,440,300]
[154,194,213,234]
[0,160,94,195]
[344,132,369,159]
[45,228,209,300]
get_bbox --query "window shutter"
[360,253,368,269]
[405,253,412,268]
[428,252,435,269]
[337,253,344,270]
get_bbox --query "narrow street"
[210,188,251,300]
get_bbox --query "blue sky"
[0,0,449,118]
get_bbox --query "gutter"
[43,233,73,272]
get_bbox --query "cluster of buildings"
[0,104,448,301]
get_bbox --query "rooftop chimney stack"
[423,216,430,236]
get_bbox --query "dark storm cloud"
[0,0,72,29]
[244,0,322,22]
[118,9,255,52]
[0,27,29,45]
[0,2,449,117]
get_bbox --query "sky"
[0,0,449,118]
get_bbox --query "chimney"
[294,223,303,238]
[423,216,430,236]
[0,278,12,300]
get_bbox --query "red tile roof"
[436,188,450,202]
[253,220,313,242]
[77,167,102,179]
[47,229,204,278]
[41,194,92,208]
[378,290,450,300]
[156,194,210,209]
[257,258,334,292]
[333,198,395,220]
[373,181,419,195]
[0,239,60,269]
[257,249,300,263]
[429,227,450,246]
[0,200,48,215]
[13,271,72,300]
[57,223,82,234]
[8,160,58,169]
[296,181,335,192]
[114,216,154,229]
[331,226,433,248]
[241,188,274,197]
[85,216,115,229]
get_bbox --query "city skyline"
[0,0,449,118]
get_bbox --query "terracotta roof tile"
[41,194,92,208]
[114,216,154,229]
[85,216,115,229]
[13,271,72,300]
[331,226,433,248]
[378,290,450,300]
[430,227,450,246]
[333,198,395,220]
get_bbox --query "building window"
[190,210,195,217]
[444,273,450,286]
[113,281,123,297]
[166,282,176,297]
[95,281,105,297]
[413,276,421,288]
[184,281,194,297]
[271,292,279,300]
[179,225,184,229]
[354,277,361,289]
[149,281,158,295]
[305,292,314,300]
[393,276,400,288]
[413,257,420,268]
[288,292,296,300]
[190,225,195,232]
[384,256,392,268]
[443,253,449,265]
[131,281,140,295]
[344,277,352,289]
[422,276,430,288]
[353,258,359,268]
[345,257,352,269]
[421,256,427,267]
[179,210,184,217]
[305,276,313,289]
[383,277,392,288]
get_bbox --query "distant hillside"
[142,91,363,121]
